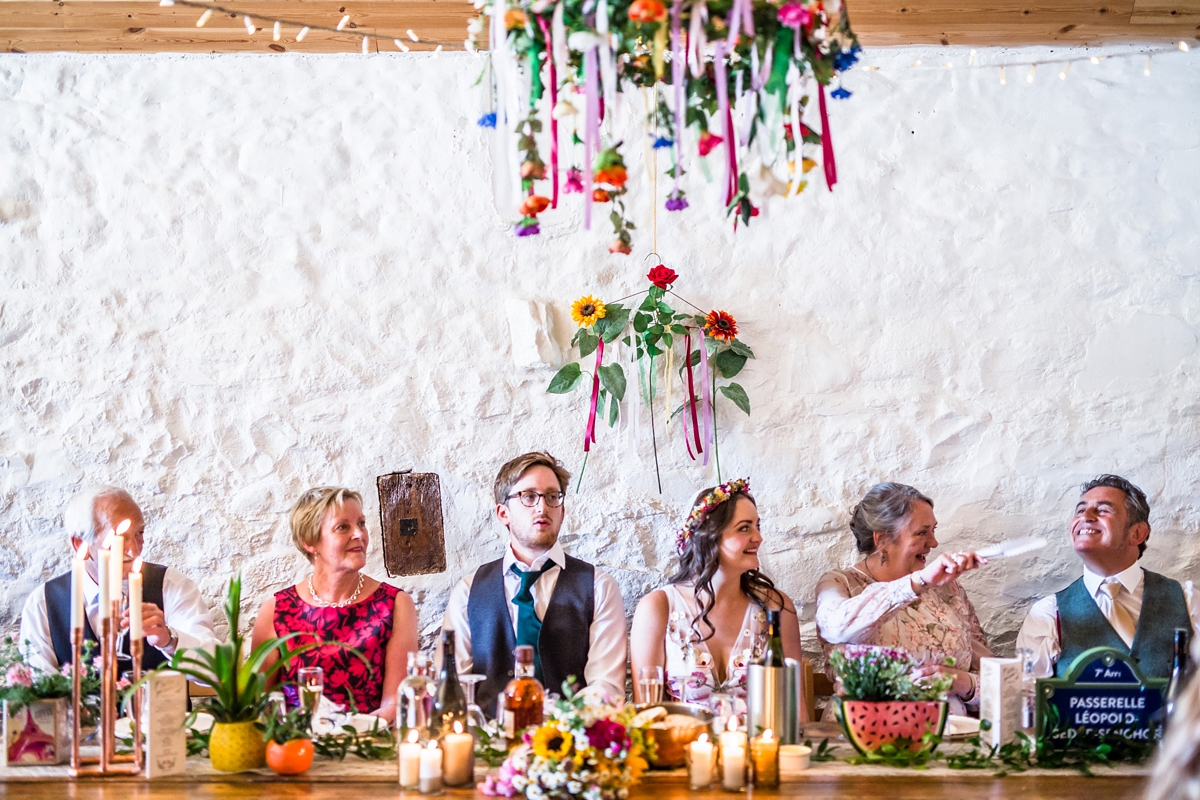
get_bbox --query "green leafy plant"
[829,645,954,702]
[842,731,943,768]
[0,637,102,717]
[165,573,324,724]
[312,722,396,761]
[262,705,312,745]
[804,738,837,762]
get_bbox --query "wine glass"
[460,674,487,731]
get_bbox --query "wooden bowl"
[635,702,715,769]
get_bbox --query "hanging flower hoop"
[472,0,860,253]
[548,266,754,490]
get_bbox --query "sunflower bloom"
[705,310,738,341]
[571,296,607,327]
[531,725,574,760]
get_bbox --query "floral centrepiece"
[471,0,860,252]
[479,684,650,800]
[548,267,754,489]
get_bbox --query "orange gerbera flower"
[704,310,738,341]
[594,165,628,188]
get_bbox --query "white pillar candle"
[720,717,747,790]
[98,533,112,619]
[441,720,474,786]
[129,557,144,642]
[419,740,442,793]
[399,729,422,788]
[688,732,715,788]
[71,542,89,631]
[109,532,124,608]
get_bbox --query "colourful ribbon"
[698,332,713,466]
[819,82,837,191]
[684,329,703,459]
[688,0,707,79]
[670,0,685,198]
[537,15,560,208]
[725,0,754,49]
[584,337,604,451]
[714,42,736,205]
[584,47,599,228]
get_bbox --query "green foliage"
[594,303,630,343]
[718,383,750,416]
[312,721,396,761]
[598,363,627,402]
[829,646,954,702]
[262,705,312,745]
[805,738,837,762]
[842,732,943,768]
[713,348,747,379]
[0,637,101,715]
[548,363,584,394]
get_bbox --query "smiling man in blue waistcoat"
[1017,474,1198,679]
[442,452,627,718]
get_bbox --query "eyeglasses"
[506,490,566,508]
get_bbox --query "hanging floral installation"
[548,266,754,490]
[470,0,860,253]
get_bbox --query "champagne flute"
[297,666,324,721]
[638,665,664,704]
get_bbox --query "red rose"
[647,264,678,289]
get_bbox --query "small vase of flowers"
[0,637,100,766]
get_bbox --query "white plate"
[944,715,980,737]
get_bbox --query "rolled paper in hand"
[976,536,1047,560]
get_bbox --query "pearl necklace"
[308,572,365,608]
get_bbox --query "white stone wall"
[1,47,1198,664]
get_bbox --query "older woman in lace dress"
[816,482,992,716]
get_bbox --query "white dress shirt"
[18,567,220,673]
[441,540,627,702]
[1015,563,1199,678]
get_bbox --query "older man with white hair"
[18,485,219,673]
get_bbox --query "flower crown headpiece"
[675,478,752,555]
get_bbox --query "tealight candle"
[778,744,812,778]
[719,717,746,791]
[688,732,716,789]
[419,739,443,793]
[71,541,89,631]
[750,728,779,788]
[399,728,421,788]
[98,532,113,619]
[129,557,144,643]
[441,720,474,786]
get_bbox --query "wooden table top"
[0,771,1148,799]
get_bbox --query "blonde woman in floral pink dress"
[815,482,992,717]
[630,479,803,712]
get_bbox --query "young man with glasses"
[441,451,627,717]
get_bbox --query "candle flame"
[407,729,419,744]
[762,729,774,741]
[116,519,132,536]
[101,531,115,550]
[453,720,463,734]
[697,733,709,744]
[77,541,90,560]
[427,740,439,750]
[726,717,738,733]
[132,557,143,574]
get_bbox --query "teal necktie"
[511,560,555,682]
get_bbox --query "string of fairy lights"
[159,0,1193,84]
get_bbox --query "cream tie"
[1098,581,1137,648]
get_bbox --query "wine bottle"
[397,651,434,740]
[761,610,785,667]
[430,629,467,738]
[501,645,545,741]
[1166,627,1190,724]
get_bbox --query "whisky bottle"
[501,645,545,741]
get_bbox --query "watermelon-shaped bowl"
[836,700,949,755]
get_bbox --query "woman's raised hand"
[912,551,987,591]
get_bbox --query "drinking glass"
[298,666,324,717]
[638,665,665,704]
[460,674,487,731]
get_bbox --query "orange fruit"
[266,738,314,775]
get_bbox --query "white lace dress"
[662,584,766,705]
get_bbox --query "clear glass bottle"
[1017,647,1037,735]
[501,645,545,741]
[429,629,467,738]
[1166,628,1190,724]
[398,651,435,740]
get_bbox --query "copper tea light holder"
[69,598,145,777]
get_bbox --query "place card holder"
[144,671,187,778]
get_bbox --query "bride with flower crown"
[629,479,804,711]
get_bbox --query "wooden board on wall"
[1,0,1198,53]
[377,471,447,578]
